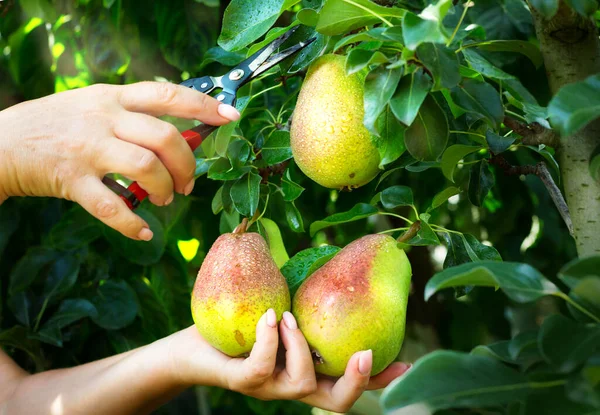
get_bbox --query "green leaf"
[374,106,407,168]
[145,193,191,234]
[0,199,20,258]
[281,170,305,201]
[200,46,246,68]
[259,218,289,268]
[381,185,414,209]
[381,350,530,412]
[280,245,341,296]
[416,43,460,91]
[548,73,600,137]
[297,8,319,26]
[465,40,543,69]
[9,246,60,295]
[468,159,495,207]
[565,0,598,16]
[529,0,559,17]
[443,232,501,269]
[405,220,440,246]
[461,48,537,104]
[208,158,252,181]
[91,279,139,330]
[430,186,461,211]
[389,68,432,126]
[401,0,452,50]
[285,201,305,233]
[315,0,405,36]
[451,79,505,130]
[103,209,166,266]
[218,0,300,51]
[333,28,389,52]
[43,254,81,301]
[363,67,403,136]
[424,261,559,303]
[262,131,293,165]
[212,186,224,215]
[404,95,449,161]
[345,48,388,75]
[41,298,97,330]
[0,326,45,371]
[539,314,600,373]
[310,203,378,236]
[49,205,102,250]
[486,129,515,154]
[567,277,600,323]
[558,255,600,289]
[8,292,32,327]
[441,145,481,183]
[230,171,262,217]
[282,26,329,73]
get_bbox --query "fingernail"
[217,104,241,121]
[398,362,412,373]
[165,193,174,206]
[266,308,277,328]
[184,179,195,196]
[138,227,153,241]
[358,350,372,375]
[283,311,297,330]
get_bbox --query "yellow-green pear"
[292,234,411,376]
[191,219,290,357]
[290,54,380,190]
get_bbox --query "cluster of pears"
[191,219,412,377]
[290,54,381,190]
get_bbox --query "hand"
[167,309,411,413]
[0,81,240,241]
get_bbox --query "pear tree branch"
[397,221,421,243]
[489,154,574,236]
[503,116,561,149]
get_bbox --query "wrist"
[0,107,21,200]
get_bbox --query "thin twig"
[397,221,421,243]
[489,155,573,235]
[503,116,560,149]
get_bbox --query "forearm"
[4,337,186,415]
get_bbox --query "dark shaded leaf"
[91,279,139,330]
[47,205,102,250]
[381,350,529,412]
[486,129,515,154]
[381,185,414,209]
[103,209,166,266]
[309,203,378,236]
[558,255,600,289]
[374,106,407,168]
[404,95,449,161]
[285,201,305,233]
[465,40,543,68]
[441,144,482,182]
[230,171,262,217]
[416,43,460,90]
[468,159,495,207]
[425,261,559,303]
[451,79,505,130]
[9,247,60,295]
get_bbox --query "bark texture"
[530,3,600,256]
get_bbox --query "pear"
[292,234,411,376]
[290,54,380,190]
[191,219,291,357]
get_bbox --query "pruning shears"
[102,26,316,210]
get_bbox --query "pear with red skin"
[191,219,290,357]
[292,234,412,376]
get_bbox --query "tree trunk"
[530,3,600,257]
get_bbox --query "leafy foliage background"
[1,0,599,414]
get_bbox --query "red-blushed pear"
[191,219,290,357]
[292,234,412,377]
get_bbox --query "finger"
[96,138,174,206]
[115,81,241,126]
[366,362,412,390]
[70,175,152,241]
[113,111,196,195]
[272,311,317,398]
[236,309,279,388]
[300,350,371,413]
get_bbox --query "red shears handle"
[119,124,217,210]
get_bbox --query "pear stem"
[397,221,421,243]
[233,218,249,234]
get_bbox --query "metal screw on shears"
[229,69,245,80]
[200,82,208,88]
